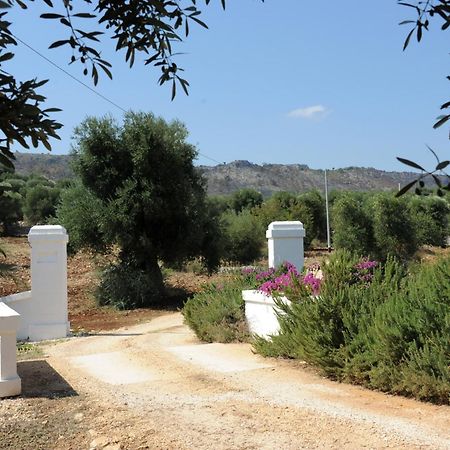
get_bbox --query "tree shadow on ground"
[153,286,194,312]
[17,360,77,399]
[0,262,18,275]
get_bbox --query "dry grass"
[0,237,229,333]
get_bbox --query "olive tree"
[23,183,60,225]
[69,111,220,308]
[231,188,263,213]
[0,177,22,234]
[331,193,374,256]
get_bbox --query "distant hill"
[13,153,426,196]
[198,160,426,196]
[14,152,74,180]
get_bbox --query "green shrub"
[24,175,54,190]
[253,252,450,404]
[183,257,209,275]
[96,261,164,310]
[297,190,326,242]
[207,195,231,216]
[331,192,448,259]
[222,210,264,264]
[55,183,108,254]
[332,193,374,255]
[286,201,315,249]
[252,192,293,232]
[408,196,449,247]
[371,194,418,260]
[254,191,318,249]
[254,251,387,376]
[182,278,249,343]
[363,257,450,403]
[0,178,23,234]
[23,184,61,225]
[231,188,263,213]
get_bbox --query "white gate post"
[266,221,305,271]
[0,303,21,397]
[27,225,70,341]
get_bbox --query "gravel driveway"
[2,312,449,450]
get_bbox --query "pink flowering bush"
[302,272,322,295]
[243,257,378,299]
[253,251,450,405]
[243,261,323,297]
[351,259,378,286]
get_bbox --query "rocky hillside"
[199,160,423,196]
[12,153,425,196]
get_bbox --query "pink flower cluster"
[258,261,322,296]
[260,273,293,294]
[353,259,378,285]
[250,258,378,297]
[303,272,322,295]
[355,260,378,271]
[255,267,276,282]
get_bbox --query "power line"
[12,33,128,113]
[197,152,224,165]
[12,32,225,166]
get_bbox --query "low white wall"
[1,290,68,341]
[2,291,32,341]
[0,225,70,342]
[0,302,21,398]
[243,290,290,338]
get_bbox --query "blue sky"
[6,0,449,171]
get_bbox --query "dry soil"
[1,313,450,450]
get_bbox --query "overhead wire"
[11,32,225,166]
[12,32,128,114]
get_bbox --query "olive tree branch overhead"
[397,0,450,195]
[400,0,450,132]
[0,0,264,169]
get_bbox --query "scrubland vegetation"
[1,113,449,405]
[184,251,450,405]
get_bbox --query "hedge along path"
[17,313,450,449]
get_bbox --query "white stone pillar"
[266,221,305,271]
[0,303,21,398]
[27,225,70,341]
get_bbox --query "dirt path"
[2,313,450,450]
